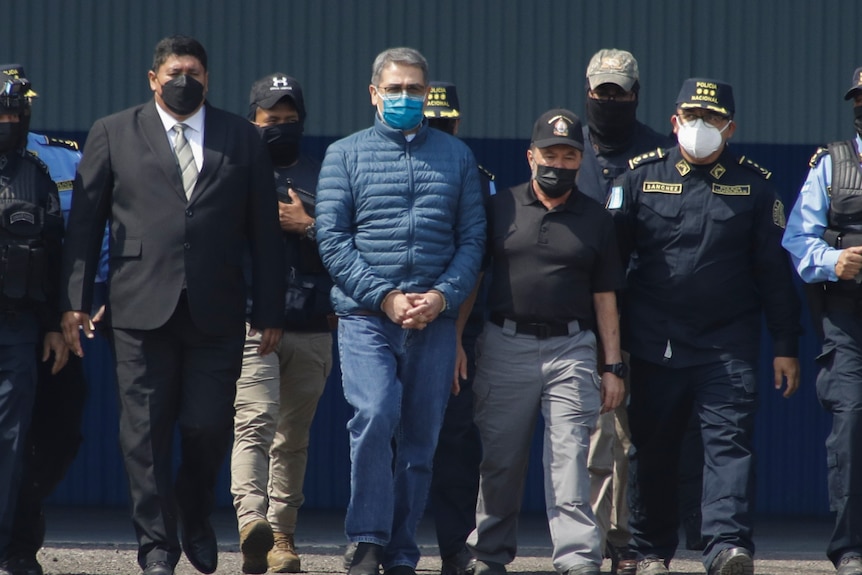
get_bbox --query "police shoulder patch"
[46,136,80,151]
[477,164,495,181]
[808,146,829,168]
[738,156,772,180]
[628,147,667,170]
[22,150,51,176]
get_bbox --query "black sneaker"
[707,547,753,575]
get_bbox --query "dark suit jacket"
[61,100,284,334]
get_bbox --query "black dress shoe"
[181,519,218,574]
[708,547,753,575]
[143,561,174,575]
[441,548,475,575]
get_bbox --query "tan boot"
[268,532,301,573]
[239,518,274,574]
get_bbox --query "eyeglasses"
[375,84,427,100]
[677,110,730,128]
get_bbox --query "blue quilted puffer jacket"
[316,115,486,318]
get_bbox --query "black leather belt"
[489,312,579,339]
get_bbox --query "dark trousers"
[430,332,482,560]
[0,337,38,558]
[627,356,757,570]
[817,311,862,565]
[111,294,243,569]
[8,353,87,558]
[678,411,705,543]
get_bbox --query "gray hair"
[371,47,428,85]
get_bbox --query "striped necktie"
[172,123,198,200]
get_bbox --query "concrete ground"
[37,507,836,575]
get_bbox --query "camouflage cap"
[586,49,639,91]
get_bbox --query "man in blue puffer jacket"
[316,47,485,575]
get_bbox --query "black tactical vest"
[0,153,49,304]
[825,140,862,246]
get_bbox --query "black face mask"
[534,164,578,198]
[854,106,862,138]
[585,98,638,154]
[0,122,21,153]
[259,122,303,166]
[160,75,205,116]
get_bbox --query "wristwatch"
[603,362,628,378]
[304,220,316,241]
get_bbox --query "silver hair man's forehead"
[371,47,428,85]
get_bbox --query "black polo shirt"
[486,181,624,325]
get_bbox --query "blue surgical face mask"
[379,92,425,130]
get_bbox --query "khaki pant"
[588,357,632,551]
[231,326,332,534]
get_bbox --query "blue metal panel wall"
[4,0,862,143]
[10,0,856,517]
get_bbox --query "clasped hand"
[382,291,445,329]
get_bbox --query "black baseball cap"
[249,73,306,119]
[676,78,734,117]
[531,108,584,150]
[844,67,862,100]
[424,81,460,118]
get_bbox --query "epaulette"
[737,156,772,180]
[808,146,829,168]
[45,136,80,151]
[477,164,495,181]
[22,149,52,176]
[628,148,667,170]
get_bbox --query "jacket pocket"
[112,238,141,259]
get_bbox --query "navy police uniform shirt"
[609,145,801,367]
[578,121,673,206]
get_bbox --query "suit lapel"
[188,103,226,205]
[139,101,187,202]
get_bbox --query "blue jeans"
[338,314,456,569]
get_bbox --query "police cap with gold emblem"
[0,63,38,98]
[424,81,460,119]
[676,78,734,117]
[531,108,584,151]
[844,66,862,100]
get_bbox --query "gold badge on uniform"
[643,182,683,194]
[773,199,786,228]
[709,164,726,180]
[711,184,750,196]
[675,159,690,177]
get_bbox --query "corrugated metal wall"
[3,0,858,517]
[6,0,862,143]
